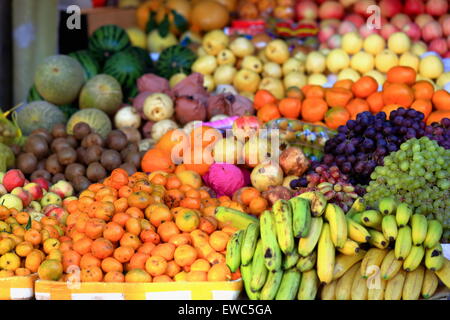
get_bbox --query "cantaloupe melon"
[15,101,67,136]
[79,74,123,115]
[66,108,112,139]
[34,55,85,105]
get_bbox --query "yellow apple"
[364,70,386,86]
[363,34,386,55]
[338,68,361,82]
[306,51,326,74]
[259,77,285,99]
[242,56,263,73]
[350,51,375,74]
[233,69,261,93]
[419,55,444,79]
[326,49,350,73]
[229,37,255,58]
[437,72,450,88]
[411,41,427,56]
[0,252,20,271]
[265,39,290,64]
[43,238,60,255]
[202,30,229,56]
[308,73,328,86]
[387,32,411,54]
[282,58,303,75]
[398,52,420,71]
[203,75,215,92]
[342,32,363,55]
[216,49,236,65]
[192,55,218,75]
[213,64,237,85]
[284,72,307,89]
[263,62,283,78]
[375,49,399,73]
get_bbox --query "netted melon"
[34,55,85,105]
[15,101,67,136]
[66,108,112,138]
[79,74,123,115]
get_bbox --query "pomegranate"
[344,13,365,28]
[441,16,450,37]
[318,25,336,43]
[354,0,377,18]
[338,21,357,35]
[380,23,400,40]
[415,14,434,28]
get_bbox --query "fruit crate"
[0,274,38,300]
[34,279,243,300]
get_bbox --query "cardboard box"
[82,7,137,35]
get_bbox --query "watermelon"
[125,46,153,73]
[103,49,145,91]
[88,25,131,61]
[156,45,196,79]
[68,50,101,80]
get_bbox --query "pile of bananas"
[226,194,450,300]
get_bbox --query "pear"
[229,37,255,58]
[233,69,261,93]
[214,64,237,85]
[241,56,263,73]
[282,58,304,75]
[217,49,236,65]
[202,30,229,56]
[306,51,326,74]
[192,55,218,75]
[203,75,215,92]
[259,77,285,99]
[265,39,290,64]
[284,72,307,89]
[258,50,270,63]
[263,62,283,79]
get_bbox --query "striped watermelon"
[125,46,153,73]
[88,25,131,61]
[156,45,196,79]
[68,50,100,80]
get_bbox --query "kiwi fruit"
[45,154,63,174]
[106,130,128,151]
[24,135,49,159]
[85,145,103,164]
[65,163,86,182]
[125,152,141,168]
[52,173,66,184]
[52,123,67,138]
[16,153,38,174]
[30,128,53,144]
[30,169,51,181]
[121,144,138,159]
[73,122,91,140]
[72,175,91,192]
[57,147,77,166]
[51,137,71,153]
[86,162,107,182]
[66,135,78,148]
[82,133,104,148]
[100,149,122,171]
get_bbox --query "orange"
[412,81,434,100]
[24,229,42,246]
[112,212,131,227]
[128,252,150,270]
[254,90,277,110]
[165,260,181,277]
[113,198,128,213]
[15,211,30,225]
[62,250,81,272]
[72,237,93,256]
[278,98,302,119]
[94,202,115,221]
[386,66,416,85]
[174,244,198,267]
[151,243,176,261]
[125,207,144,219]
[179,197,201,210]
[127,191,153,209]
[25,250,43,273]
[190,259,211,273]
[164,189,185,208]
[145,203,171,227]
[209,231,230,252]
[324,107,351,129]
[351,76,378,98]
[15,268,31,276]
[432,90,450,111]
[248,197,268,215]
[175,210,200,232]
[120,232,141,250]
[286,86,304,99]
[367,91,385,114]
[155,129,189,155]
[381,104,403,120]
[304,85,326,99]
[91,238,114,259]
[189,126,221,150]
[80,253,101,270]
[125,217,142,236]
[101,257,123,273]
[113,246,135,263]
[84,218,106,240]
[145,255,168,276]
[38,259,63,281]
[345,98,370,120]
[141,149,175,173]
[104,271,125,282]
[240,187,261,206]
[206,251,226,265]
[140,229,160,244]
[168,233,192,247]
[138,242,156,255]
[207,263,231,281]
[150,173,168,186]
[257,103,281,123]
[410,99,432,120]
[166,175,182,190]
[157,221,180,242]
[103,222,125,242]
[153,275,173,282]
[186,271,207,282]
[198,217,218,235]
[383,83,414,108]
[80,266,103,282]
[426,111,450,125]
[325,87,353,108]
[333,79,354,90]
[301,98,328,122]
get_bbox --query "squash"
[190,0,230,32]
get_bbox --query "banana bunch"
[226,195,449,300]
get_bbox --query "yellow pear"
[284,72,307,89]
[203,75,216,92]
[233,69,261,93]
[229,37,255,58]
[217,49,236,65]
[259,77,285,100]
[263,62,282,79]
[43,238,60,255]
[202,29,229,56]
[170,73,188,88]
[375,49,399,73]
[265,39,290,64]
[192,55,218,75]
[282,58,303,75]
[241,56,263,73]
[306,51,326,74]
[214,64,237,85]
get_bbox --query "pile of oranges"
[0,206,65,279]
[254,66,450,130]
[60,168,241,283]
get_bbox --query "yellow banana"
[337,239,360,255]
[332,250,366,280]
[351,273,368,300]
[298,217,323,257]
[361,210,382,228]
[347,218,371,243]
[380,250,403,280]
[289,196,311,238]
[424,220,443,249]
[395,226,412,260]
[215,206,259,230]
[297,269,319,300]
[434,258,450,288]
[324,204,348,249]
[260,210,282,271]
[273,200,295,255]
[425,243,444,271]
[381,215,398,242]
[403,245,425,272]
[298,191,327,217]
[296,251,316,272]
[395,203,412,227]
[384,269,406,300]
[321,280,337,300]
[368,278,386,300]
[317,222,335,284]
[411,214,428,246]
[336,262,361,300]
[422,269,439,299]
[346,197,366,219]
[402,265,425,300]
[368,229,389,249]
[360,248,388,279]
[378,197,397,215]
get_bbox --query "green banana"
[289,197,311,238]
[381,215,398,242]
[283,251,300,270]
[395,203,412,227]
[297,191,327,217]
[337,239,360,255]
[332,250,366,280]
[260,210,282,271]
[275,268,301,300]
[297,269,319,300]
[360,248,388,278]
[324,203,348,249]
[317,222,335,284]
[411,214,428,246]
[424,243,444,271]
[384,269,406,300]
[336,262,361,300]
[351,273,368,300]
[347,218,371,243]
[298,217,323,257]
[403,245,425,272]
[368,229,389,249]
[378,196,397,215]
[250,239,268,292]
[296,251,317,272]
[361,210,382,228]
[395,226,412,260]
[273,200,295,255]
[380,250,403,280]
[422,269,439,299]
[215,206,259,230]
[352,213,363,224]
[402,265,425,300]
[241,263,260,300]
[226,229,244,272]
[240,222,260,266]
[260,270,284,300]
[321,280,337,300]
[423,220,443,249]
[346,197,366,219]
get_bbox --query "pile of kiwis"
[14,122,143,192]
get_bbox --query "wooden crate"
[82,7,137,35]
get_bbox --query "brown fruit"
[51,138,71,153]
[81,133,104,148]
[30,169,51,181]
[120,163,137,176]
[86,162,107,182]
[30,128,53,144]
[73,122,91,140]
[106,130,128,151]
[125,152,141,168]
[51,123,67,139]
[72,176,91,192]
[65,135,78,148]
[24,135,49,159]
[100,149,122,171]
[65,163,86,182]
[57,147,77,166]
[85,145,103,164]
[45,154,63,174]
[52,173,66,184]
[16,153,38,174]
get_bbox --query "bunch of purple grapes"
[424,118,450,149]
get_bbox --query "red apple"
[441,16,450,37]
[380,23,399,40]
[50,180,74,199]
[338,21,357,35]
[391,13,412,30]
[354,0,377,18]
[359,24,380,38]
[320,19,340,29]
[402,22,422,41]
[379,0,403,18]
[232,116,262,142]
[2,170,26,192]
[422,21,443,42]
[32,177,50,191]
[23,183,44,201]
[426,0,448,17]
[404,0,425,16]
[295,0,318,20]
[344,13,365,28]
[340,0,358,7]
[327,34,342,49]
[43,205,68,224]
[415,14,434,28]
[319,1,344,20]
[318,25,336,43]
[428,38,448,56]
[11,187,32,207]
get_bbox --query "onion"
[119,127,142,144]
[114,106,141,129]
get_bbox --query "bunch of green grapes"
[364,137,450,241]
